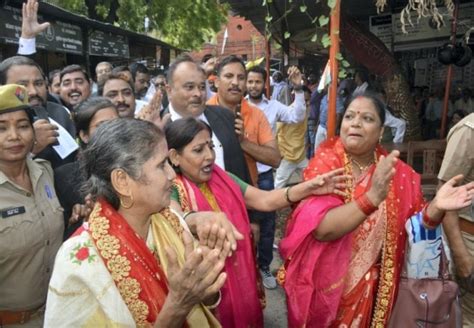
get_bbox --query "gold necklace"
[349,153,377,172]
[351,158,374,171]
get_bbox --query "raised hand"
[287,66,302,88]
[149,88,163,112]
[165,231,226,311]
[137,90,162,121]
[22,0,50,39]
[434,175,474,211]
[367,150,399,206]
[307,168,348,197]
[202,57,218,76]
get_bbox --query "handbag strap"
[439,242,450,280]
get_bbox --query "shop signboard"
[369,14,393,50]
[0,5,83,54]
[89,30,130,58]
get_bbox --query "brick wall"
[192,14,277,62]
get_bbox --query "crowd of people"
[1,0,474,327]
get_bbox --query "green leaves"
[299,5,307,13]
[338,70,347,79]
[321,33,331,48]
[327,0,337,9]
[284,31,291,39]
[311,33,318,42]
[47,0,228,49]
[318,15,329,27]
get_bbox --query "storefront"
[0,1,180,78]
[369,2,474,91]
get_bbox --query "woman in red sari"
[164,117,346,328]
[279,91,474,327]
[45,119,226,327]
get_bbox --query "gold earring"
[120,194,134,209]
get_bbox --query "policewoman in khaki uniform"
[0,85,63,327]
[439,112,474,327]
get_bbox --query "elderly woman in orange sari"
[279,91,474,327]
[164,117,346,328]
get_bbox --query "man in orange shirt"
[207,55,281,186]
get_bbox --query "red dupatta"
[279,137,424,327]
[173,164,264,328]
[84,199,172,326]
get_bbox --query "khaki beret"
[0,84,30,114]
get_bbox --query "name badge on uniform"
[45,184,53,199]
[1,206,26,219]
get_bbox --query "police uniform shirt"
[0,158,64,310]
[438,113,474,222]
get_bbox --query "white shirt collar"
[169,103,207,122]
[245,94,270,106]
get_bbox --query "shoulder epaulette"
[464,120,474,130]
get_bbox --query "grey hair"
[81,118,165,209]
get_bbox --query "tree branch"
[105,0,120,24]
[85,0,99,20]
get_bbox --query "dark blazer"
[163,105,251,184]
[54,161,84,239]
[34,101,77,169]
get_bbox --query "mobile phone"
[235,104,241,117]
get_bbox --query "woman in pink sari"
[164,117,346,328]
[279,91,474,327]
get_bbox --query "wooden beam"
[328,0,341,137]
[441,0,459,139]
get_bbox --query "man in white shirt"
[246,65,306,289]
[352,69,370,95]
[380,91,406,143]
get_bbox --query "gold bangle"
[285,186,294,203]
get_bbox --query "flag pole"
[265,34,271,99]
[327,0,341,137]
[221,28,229,55]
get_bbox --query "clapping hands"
[165,231,227,311]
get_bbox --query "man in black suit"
[163,55,251,184]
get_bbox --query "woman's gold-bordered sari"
[279,137,425,327]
